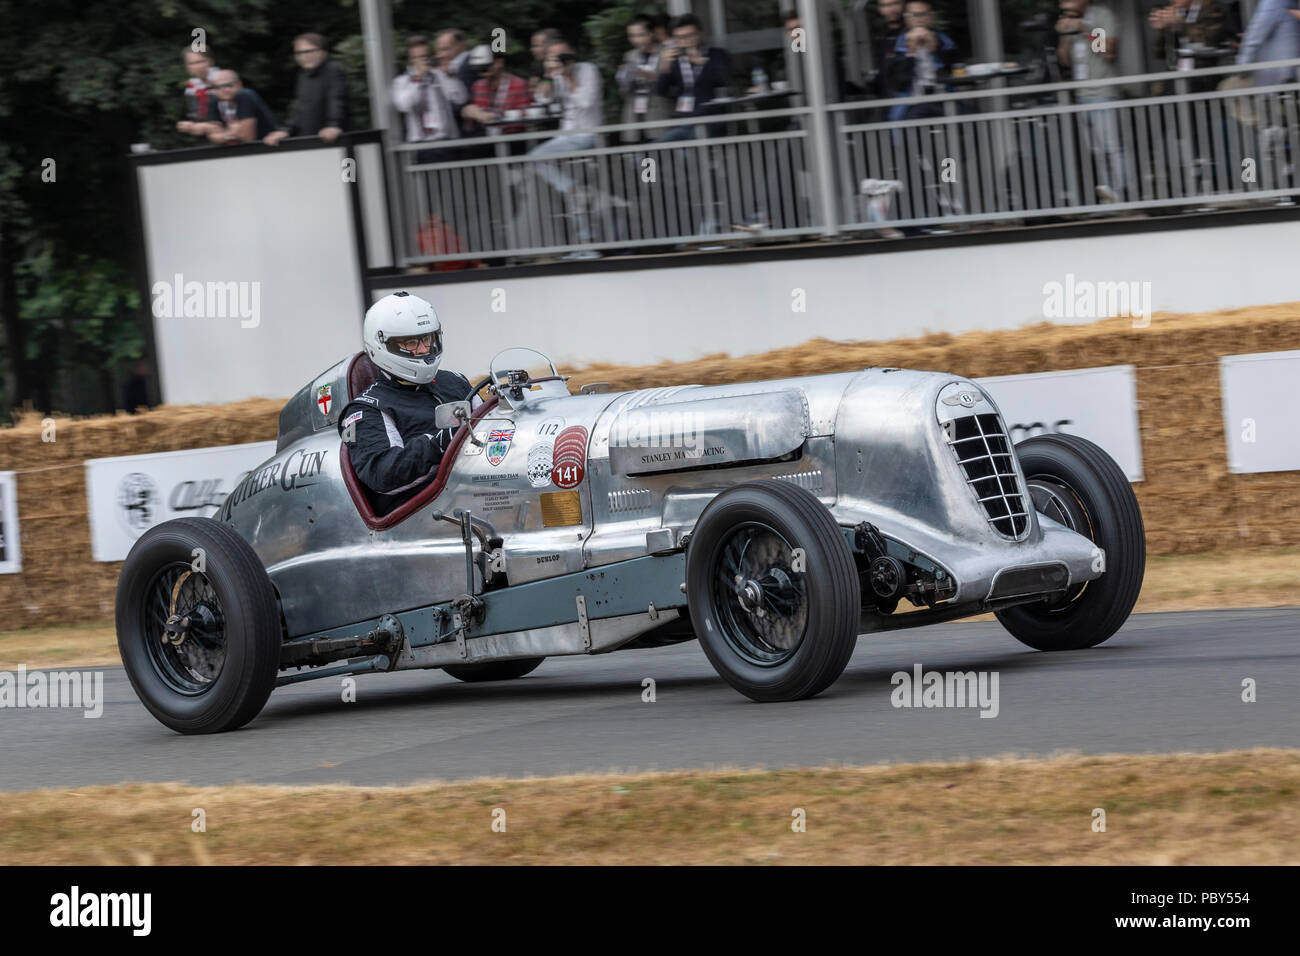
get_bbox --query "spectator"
[391,34,467,158]
[1149,1,1229,95]
[886,1,957,121]
[1056,0,1124,202]
[655,14,732,141]
[774,9,857,100]
[457,44,498,142]
[176,47,221,137]
[529,27,564,95]
[1236,0,1300,85]
[264,33,347,146]
[530,40,603,152]
[650,14,671,46]
[770,9,801,89]
[527,39,604,254]
[203,70,279,144]
[462,46,531,138]
[872,0,907,97]
[435,29,476,95]
[616,13,669,142]
[1150,1,1228,71]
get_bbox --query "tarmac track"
[0,608,1294,790]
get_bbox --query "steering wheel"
[467,374,494,404]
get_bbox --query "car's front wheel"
[686,480,860,701]
[116,517,282,734]
[996,434,1145,651]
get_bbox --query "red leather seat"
[337,351,497,531]
[347,350,382,399]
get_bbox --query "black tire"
[443,658,544,682]
[115,517,281,734]
[686,480,860,701]
[996,434,1145,651]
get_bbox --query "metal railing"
[387,58,1300,266]
[831,59,1300,231]
[392,110,821,263]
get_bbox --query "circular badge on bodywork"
[551,459,585,490]
[527,442,554,488]
[938,382,986,410]
[551,426,589,489]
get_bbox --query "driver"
[338,291,473,514]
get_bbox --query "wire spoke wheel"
[141,562,227,695]
[117,517,281,734]
[687,481,860,702]
[711,522,808,666]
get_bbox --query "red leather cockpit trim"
[346,350,381,399]
[339,393,501,532]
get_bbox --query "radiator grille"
[946,413,1029,538]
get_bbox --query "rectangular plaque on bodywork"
[609,389,810,476]
[540,490,583,527]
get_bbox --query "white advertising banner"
[976,365,1144,481]
[1219,349,1300,474]
[0,472,21,573]
[85,442,276,562]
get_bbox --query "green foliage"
[17,243,142,366]
[0,0,606,414]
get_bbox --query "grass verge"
[1,750,1295,865]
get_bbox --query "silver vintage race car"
[115,347,1144,733]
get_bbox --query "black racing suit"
[337,368,473,515]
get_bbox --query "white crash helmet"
[363,292,444,384]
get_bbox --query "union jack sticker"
[486,427,515,466]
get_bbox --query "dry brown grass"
[1138,547,1300,613]
[0,622,122,670]
[4,545,1293,670]
[1,750,1295,865]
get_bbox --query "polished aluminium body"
[220,352,1102,673]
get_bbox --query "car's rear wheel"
[116,517,281,734]
[686,480,860,701]
[443,658,544,682]
[996,434,1145,651]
